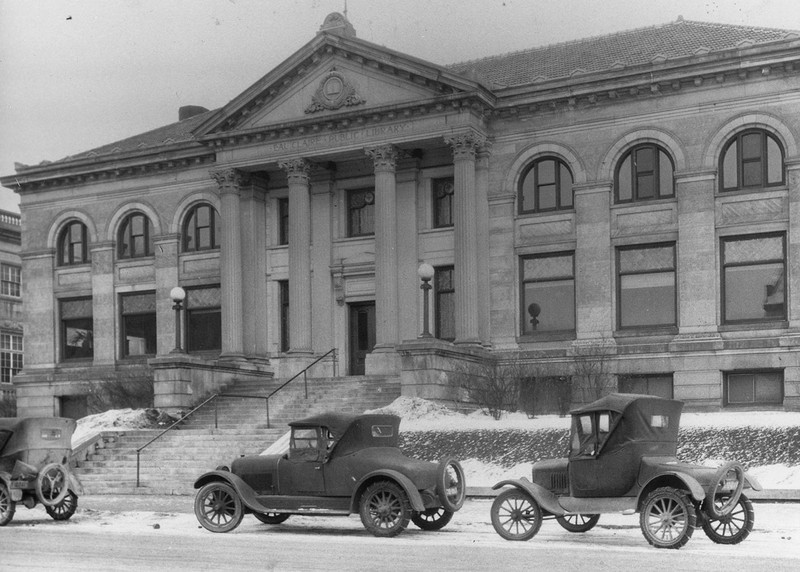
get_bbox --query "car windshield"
[571,411,614,456]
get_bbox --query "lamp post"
[418,263,435,338]
[170,286,186,354]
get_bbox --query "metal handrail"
[135,348,337,486]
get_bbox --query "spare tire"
[704,462,745,519]
[436,458,466,512]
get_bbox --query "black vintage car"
[0,417,84,526]
[193,412,466,537]
[490,394,762,549]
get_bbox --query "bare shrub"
[452,359,522,420]
[571,339,616,402]
[86,372,154,413]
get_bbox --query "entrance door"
[348,302,375,375]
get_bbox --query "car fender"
[352,469,426,513]
[744,472,762,491]
[193,470,265,513]
[640,471,706,503]
[492,477,565,516]
[67,471,84,496]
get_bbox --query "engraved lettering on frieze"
[305,69,366,113]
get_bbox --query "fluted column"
[365,144,400,349]
[445,131,485,345]
[211,168,245,359]
[278,158,313,354]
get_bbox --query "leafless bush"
[571,339,616,402]
[451,359,523,420]
[520,375,573,417]
[86,372,153,413]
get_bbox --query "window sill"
[518,331,576,343]
[719,321,788,333]
[614,326,678,339]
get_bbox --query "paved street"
[1,495,798,571]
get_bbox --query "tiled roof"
[446,19,798,87]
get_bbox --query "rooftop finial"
[319,11,356,38]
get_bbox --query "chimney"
[179,105,209,121]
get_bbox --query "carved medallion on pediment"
[305,69,365,113]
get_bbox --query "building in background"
[2,13,799,417]
[0,209,22,413]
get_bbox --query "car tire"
[639,487,696,549]
[556,513,600,533]
[490,488,543,541]
[194,482,244,533]
[704,461,745,519]
[45,491,78,521]
[0,482,16,526]
[35,463,70,507]
[701,493,754,545]
[411,507,454,531]
[359,480,411,538]
[436,458,466,512]
[252,511,290,525]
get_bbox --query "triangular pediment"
[194,31,490,138]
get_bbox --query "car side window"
[290,427,322,461]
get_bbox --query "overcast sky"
[1,0,798,213]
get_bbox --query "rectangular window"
[1,332,22,384]
[278,198,289,246]
[722,233,785,324]
[0,264,20,297]
[725,371,783,406]
[521,252,575,334]
[60,297,93,360]
[120,292,157,357]
[347,188,375,237]
[279,280,289,352]
[618,374,674,399]
[617,243,676,328]
[185,286,221,352]
[432,177,454,228]
[434,266,455,341]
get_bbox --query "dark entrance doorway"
[348,302,375,375]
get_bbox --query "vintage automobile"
[490,393,762,549]
[0,417,84,526]
[193,412,466,537]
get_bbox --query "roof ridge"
[445,18,799,69]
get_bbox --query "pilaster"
[788,163,800,329]
[154,234,180,356]
[90,242,116,365]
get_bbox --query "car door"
[279,427,326,495]
[568,411,611,497]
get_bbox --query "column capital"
[278,158,312,184]
[444,130,489,161]
[365,144,402,172]
[210,168,246,194]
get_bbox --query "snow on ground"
[73,397,800,489]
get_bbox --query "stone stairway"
[72,375,401,495]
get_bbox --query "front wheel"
[36,463,70,507]
[46,491,78,521]
[640,487,696,549]
[194,482,244,533]
[490,488,542,541]
[411,507,454,531]
[556,513,600,533]
[701,494,754,544]
[0,482,16,526]
[359,481,411,537]
[252,512,290,525]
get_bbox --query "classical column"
[445,131,485,345]
[211,168,245,360]
[278,158,313,354]
[239,175,269,358]
[365,144,400,349]
[475,143,492,345]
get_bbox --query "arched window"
[183,203,220,252]
[519,157,573,213]
[117,212,153,259]
[615,144,674,203]
[57,221,89,266]
[720,129,784,191]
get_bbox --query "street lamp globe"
[170,286,186,303]
[417,263,434,281]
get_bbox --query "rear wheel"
[252,512,290,525]
[556,513,600,533]
[701,494,754,545]
[640,487,696,549]
[0,482,16,526]
[194,482,244,533]
[411,507,454,531]
[46,491,78,521]
[490,488,542,541]
[359,481,411,538]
